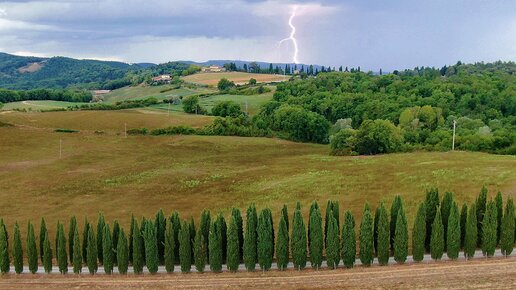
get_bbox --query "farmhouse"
[201,65,226,73]
[152,74,172,83]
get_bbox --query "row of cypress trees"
[0,187,514,274]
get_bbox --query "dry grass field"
[182,72,287,85]
[1,256,514,289]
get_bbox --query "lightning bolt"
[279,6,299,64]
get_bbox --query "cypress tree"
[281,204,289,232]
[57,222,68,274]
[500,197,515,256]
[476,186,488,246]
[199,209,210,263]
[111,220,120,265]
[208,219,222,272]
[374,204,380,255]
[86,228,97,274]
[257,210,273,271]
[264,208,275,256]
[140,217,147,263]
[291,204,307,270]
[39,217,48,264]
[68,216,77,265]
[72,226,82,274]
[430,207,444,260]
[27,221,38,274]
[227,216,240,272]
[13,222,23,274]
[243,204,258,271]
[495,192,503,244]
[215,215,227,264]
[96,213,105,265]
[425,188,439,252]
[155,209,166,265]
[341,211,356,268]
[360,204,374,266]
[43,234,52,274]
[189,218,196,264]
[326,213,340,269]
[170,212,181,264]
[324,200,339,249]
[193,227,206,273]
[390,195,402,251]
[464,203,477,259]
[132,220,143,274]
[102,225,113,274]
[82,218,90,264]
[117,229,129,275]
[412,202,426,262]
[164,219,175,273]
[460,203,468,248]
[276,214,289,271]
[309,205,323,269]
[481,200,497,257]
[179,220,191,273]
[377,203,390,265]
[447,202,460,260]
[394,201,408,264]
[129,215,135,264]
[231,208,244,261]
[441,191,454,250]
[144,221,159,274]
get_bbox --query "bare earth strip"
[1,257,515,289]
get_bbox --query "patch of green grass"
[1,100,89,111]
[102,85,213,103]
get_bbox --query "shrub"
[329,128,357,155]
[355,119,403,155]
[127,128,148,135]
[54,128,79,133]
[212,101,243,117]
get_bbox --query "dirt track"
[1,257,515,289]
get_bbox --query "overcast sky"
[0,0,514,70]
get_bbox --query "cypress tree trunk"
[394,206,408,264]
[208,220,222,272]
[13,222,23,274]
[102,225,113,274]
[164,219,175,273]
[309,206,323,269]
[57,223,68,274]
[412,203,426,262]
[96,213,105,265]
[86,229,97,275]
[39,218,48,264]
[117,229,129,275]
[446,202,460,260]
[132,220,143,274]
[425,188,440,252]
[43,235,52,274]
[193,228,206,273]
[481,201,497,257]
[243,204,258,271]
[291,205,307,270]
[276,214,289,271]
[459,204,468,249]
[68,216,77,265]
[144,221,159,274]
[179,220,192,273]
[227,216,240,272]
[430,207,444,260]
[341,211,356,268]
[82,218,90,264]
[495,192,503,244]
[155,209,166,265]
[72,227,82,274]
[360,205,374,266]
[500,197,515,256]
[464,203,477,259]
[27,221,38,274]
[326,214,340,269]
[111,220,120,265]
[377,203,390,265]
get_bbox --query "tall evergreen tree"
[199,209,211,263]
[169,211,181,264]
[208,219,222,273]
[360,204,374,266]
[57,222,68,274]
[39,217,48,264]
[481,200,498,257]
[43,234,52,274]
[129,215,135,264]
[291,204,307,270]
[309,205,323,269]
[132,220,143,274]
[231,208,244,261]
[374,205,380,255]
[227,216,240,272]
[412,202,426,262]
[13,222,23,274]
[447,202,460,260]
[193,227,206,273]
[394,205,408,264]
[341,211,356,268]
[102,225,113,274]
[464,203,477,259]
[68,216,77,265]
[326,213,340,269]
[500,197,515,256]
[390,195,402,251]
[155,209,166,265]
[324,200,339,249]
[281,205,289,232]
[243,204,258,271]
[188,218,196,264]
[257,209,273,271]
[117,229,129,275]
[179,220,191,273]
[460,203,468,248]
[430,207,444,260]
[276,214,289,271]
[86,228,97,274]
[72,226,82,274]
[144,221,159,274]
[164,219,175,273]
[441,191,454,250]
[96,213,105,265]
[425,188,440,252]
[476,186,488,246]
[215,215,227,263]
[495,192,503,244]
[27,221,38,274]
[111,220,120,265]
[377,203,390,265]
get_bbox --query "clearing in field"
[182,71,287,85]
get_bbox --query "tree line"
[0,88,92,104]
[0,187,514,275]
